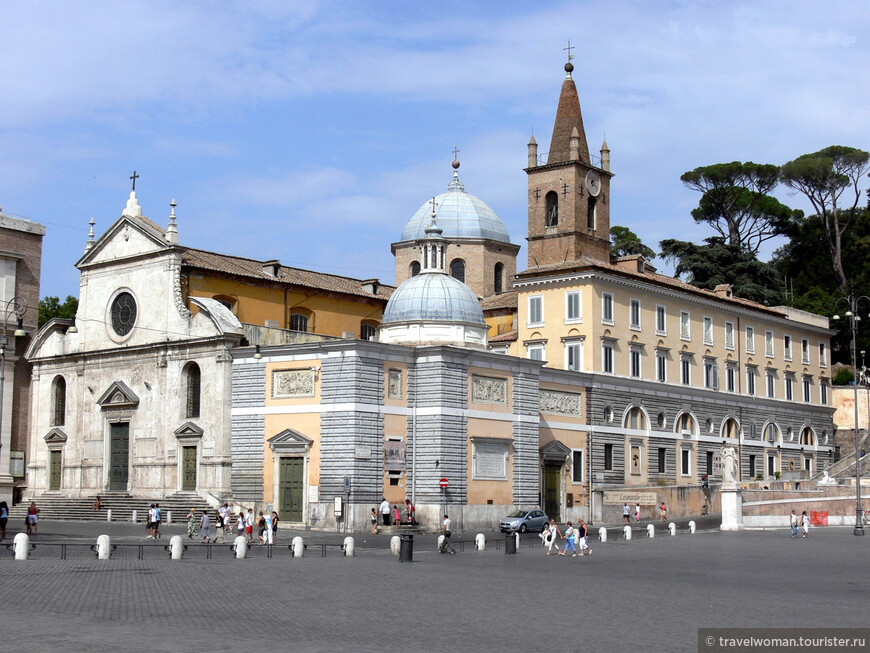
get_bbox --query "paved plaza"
[1,522,868,653]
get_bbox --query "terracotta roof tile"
[489,329,518,343]
[481,291,518,311]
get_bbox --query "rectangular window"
[602,292,614,324]
[681,449,691,476]
[565,291,581,322]
[681,357,691,386]
[820,343,827,367]
[766,372,775,398]
[803,378,811,403]
[746,326,755,353]
[656,305,666,335]
[785,375,794,401]
[726,365,736,393]
[630,299,641,329]
[604,443,613,471]
[602,343,614,374]
[566,341,583,371]
[630,349,641,378]
[821,380,828,405]
[725,321,734,350]
[746,368,756,396]
[765,331,774,357]
[528,295,543,326]
[657,448,666,474]
[749,455,756,479]
[706,451,714,476]
[572,450,584,483]
[656,352,667,383]
[705,361,719,390]
[801,339,810,364]
[784,335,792,361]
[680,311,690,340]
[704,317,713,345]
[768,455,775,476]
[528,343,545,361]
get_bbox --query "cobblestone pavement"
[1,526,867,653]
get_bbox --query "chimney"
[361,279,380,295]
[262,259,281,277]
[713,284,734,298]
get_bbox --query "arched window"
[587,197,597,230]
[799,427,815,446]
[545,191,559,227]
[410,261,421,277]
[494,262,504,294]
[675,412,697,436]
[361,322,378,341]
[51,376,66,427]
[722,418,739,440]
[450,259,466,283]
[623,406,647,431]
[185,363,201,418]
[290,312,310,332]
[764,423,781,445]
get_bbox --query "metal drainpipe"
[587,425,594,525]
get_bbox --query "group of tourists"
[184,504,280,545]
[621,501,669,524]
[144,503,162,538]
[541,518,591,557]
[374,498,416,531]
[790,510,810,538]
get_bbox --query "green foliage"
[659,237,783,305]
[832,367,854,386]
[681,161,792,253]
[39,295,78,328]
[610,225,656,260]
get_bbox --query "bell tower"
[525,58,613,268]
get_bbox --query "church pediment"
[77,213,170,270]
[44,428,69,443]
[97,381,140,410]
[174,421,204,438]
[268,429,313,452]
[540,439,571,464]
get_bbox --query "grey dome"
[400,174,511,244]
[382,273,485,325]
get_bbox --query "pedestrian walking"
[380,498,391,526]
[393,505,400,526]
[245,508,255,543]
[405,499,416,524]
[257,511,266,544]
[235,511,246,538]
[623,502,631,525]
[559,522,577,557]
[371,508,378,534]
[439,514,456,554]
[271,511,280,542]
[145,503,155,539]
[790,510,799,538]
[200,510,211,543]
[635,502,641,523]
[545,519,562,556]
[577,519,591,556]
[660,501,667,523]
[263,510,274,545]
[220,502,230,530]
[26,501,39,535]
[153,503,162,539]
[0,500,8,541]
[801,511,810,538]
[186,509,199,540]
[214,510,227,543]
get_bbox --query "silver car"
[499,509,549,533]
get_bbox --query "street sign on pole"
[439,478,449,489]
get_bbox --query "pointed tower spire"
[528,133,538,168]
[166,198,179,244]
[547,56,590,165]
[85,217,96,252]
[600,137,611,172]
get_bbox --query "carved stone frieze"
[539,389,581,415]
[472,375,508,405]
[388,369,403,399]
[272,369,316,399]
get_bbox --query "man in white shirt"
[440,514,455,554]
[380,498,391,526]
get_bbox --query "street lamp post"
[0,297,28,466]
[833,295,869,536]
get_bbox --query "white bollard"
[166,510,173,525]
[343,536,355,557]
[515,532,520,550]
[233,535,247,559]
[97,534,111,559]
[169,535,184,560]
[623,525,632,541]
[106,509,112,522]
[598,526,608,542]
[668,522,677,536]
[437,534,445,552]
[132,509,138,523]
[647,524,655,538]
[475,533,485,551]
[13,533,30,560]
[390,535,401,555]
[689,520,696,533]
[292,536,304,558]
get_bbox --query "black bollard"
[505,532,517,554]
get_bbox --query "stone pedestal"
[720,488,744,531]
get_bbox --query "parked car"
[499,509,549,533]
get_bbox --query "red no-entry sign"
[440,478,449,489]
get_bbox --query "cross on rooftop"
[430,197,438,216]
[452,147,460,160]
[564,40,574,61]
[130,171,139,190]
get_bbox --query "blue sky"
[2,1,868,299]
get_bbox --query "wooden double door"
[109,423,129,491]
[279,457,304,522]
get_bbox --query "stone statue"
[721,444,739,490]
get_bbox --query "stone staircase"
[9,492,213,523]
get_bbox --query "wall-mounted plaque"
[472,375,508,405]
[540,389,581,415]
[272,369,315,399]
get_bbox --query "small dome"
[400,173,511,244]
[382,273,485,326]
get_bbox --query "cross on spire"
[564,39,574,62]
[130,170,140,191]
[429,196,438,217]
[452,147,460,161]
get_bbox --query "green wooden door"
[182,446,197,491]
[109,422,129,491]
[544,464,561,522]
[49,450,62,490]
[279,457,304,521]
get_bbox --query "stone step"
[9,492,213,522]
